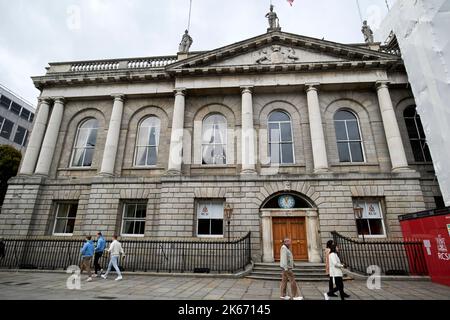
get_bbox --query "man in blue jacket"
[80,235,94,282]
[93,232,106,277]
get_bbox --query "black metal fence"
[331,231,428,276]
[0,232,251,274]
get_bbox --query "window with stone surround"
[403,105,432,162]
[70,118,99,167]
[121,202,147,236]
[334,110,364,163]
[268,110,294,164]
[196,200,224,237]
[0,116,14,140]
[53,202,78,235]
[13,126,27,146]
[202,114,227,165]
[353,199,386,237]
[134,116,160,166]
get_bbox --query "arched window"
[404,106,432,162]
[268,110,294,164]
[334,110,364,162]
[134,116,161,166]
[70,118,99,167]
[202,114,227,165]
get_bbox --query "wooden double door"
[272,217,308,261]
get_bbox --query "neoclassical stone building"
[0,28,443,263]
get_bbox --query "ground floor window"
[53,202,78,235]
[353,199,386,237]
[121,202,147,236]
[197,200,223,237]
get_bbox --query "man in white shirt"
[101,235,125,281]
[280,238,303,300]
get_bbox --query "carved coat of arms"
[256,45,299,64]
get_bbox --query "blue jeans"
[105,255,121,277]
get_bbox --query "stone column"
[376,81,410,171]
[306,84,329,173]
[19,98,51,175]
[99,94,125,176]
[241,86,256,174]
[261,211,275,262]
[35,98,65,176]
[306,211,322,263]
[167,89,186,174]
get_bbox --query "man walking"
[280,238,303,300]
[93,232,106,277]
[101,235,125,281]
[80,236,94,282]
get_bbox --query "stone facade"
[0,31,442,263]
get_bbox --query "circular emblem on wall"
[278,195,295,209]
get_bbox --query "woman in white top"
[325,244,350,300]
[101,235,125,281]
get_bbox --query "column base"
[313,168,331,174]
[97,172,114,178]
[240,169,257,175]
[392,166,415,173]
[166,169,182,175]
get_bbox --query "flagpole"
[187,0,193,32]
[356,0,363,23]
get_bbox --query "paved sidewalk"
[0,271,449,300]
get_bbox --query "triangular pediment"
[167,31,400,71]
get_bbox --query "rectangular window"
[0,119,14,140]
[197,200,224,237]
[10,102,21,115]
[20,108,30,121]
[0,95,11,109]
[13,126,27,146]
[353,199,386,237]
[53,202,78,235]
[29,113,34,123]
[121,202,147,236]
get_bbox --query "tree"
[0,145,22,207]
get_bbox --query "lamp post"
[224,203,233,243]
[353,205,365,243]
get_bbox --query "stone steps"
[246,262,330,281]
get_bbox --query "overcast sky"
[0,0,395,106]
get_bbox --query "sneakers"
[115,276,123,281]
[293,296,304,300]
[342,293,351,298]
[92,274,97,278]
[101,274,107,279]
[280,296,291,300]
[86,277,92,282]
[323,293,329,300]
[328,293,338,297]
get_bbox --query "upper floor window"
[202,114,227,165]
[10,102,21,115]
[268,110,294,164]
[70,118,98,167]
[134,116,160,166]
[13,126,27,146]
[0,95,11,109]
[0,116,14,140]
[334,110,364,162]
[404,106,432,162]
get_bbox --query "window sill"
[260,164,305,168]
[331,162,379,167]
[121,234,145,238]
[197,235,224,239]
[123,166,165,170]
[58,167,97,171]
[191,165,237,169]
[53,233,73,237]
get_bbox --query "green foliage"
[0,145,22,206]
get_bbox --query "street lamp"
[224,203,233,243]
[353,205,365,243]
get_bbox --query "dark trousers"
[330,277,345,300]
[94,252,103,274]
[327,276,335,294]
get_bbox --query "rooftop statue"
[361,20,374,43]
[265,5,280,32]
[179,30,193,53]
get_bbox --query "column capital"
[240,86,253,94]
[37,97,51,104]
[52,97,65,104]
[305,83,320,92]
[111,94,125,101]
[174,88,186,96]
[375,81,390,90]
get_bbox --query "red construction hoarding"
[399,207,450,286]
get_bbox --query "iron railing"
[0,232,251,274]
[331,231,428,276]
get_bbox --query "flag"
[287,0,294,6]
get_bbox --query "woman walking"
[327,244,350,300]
